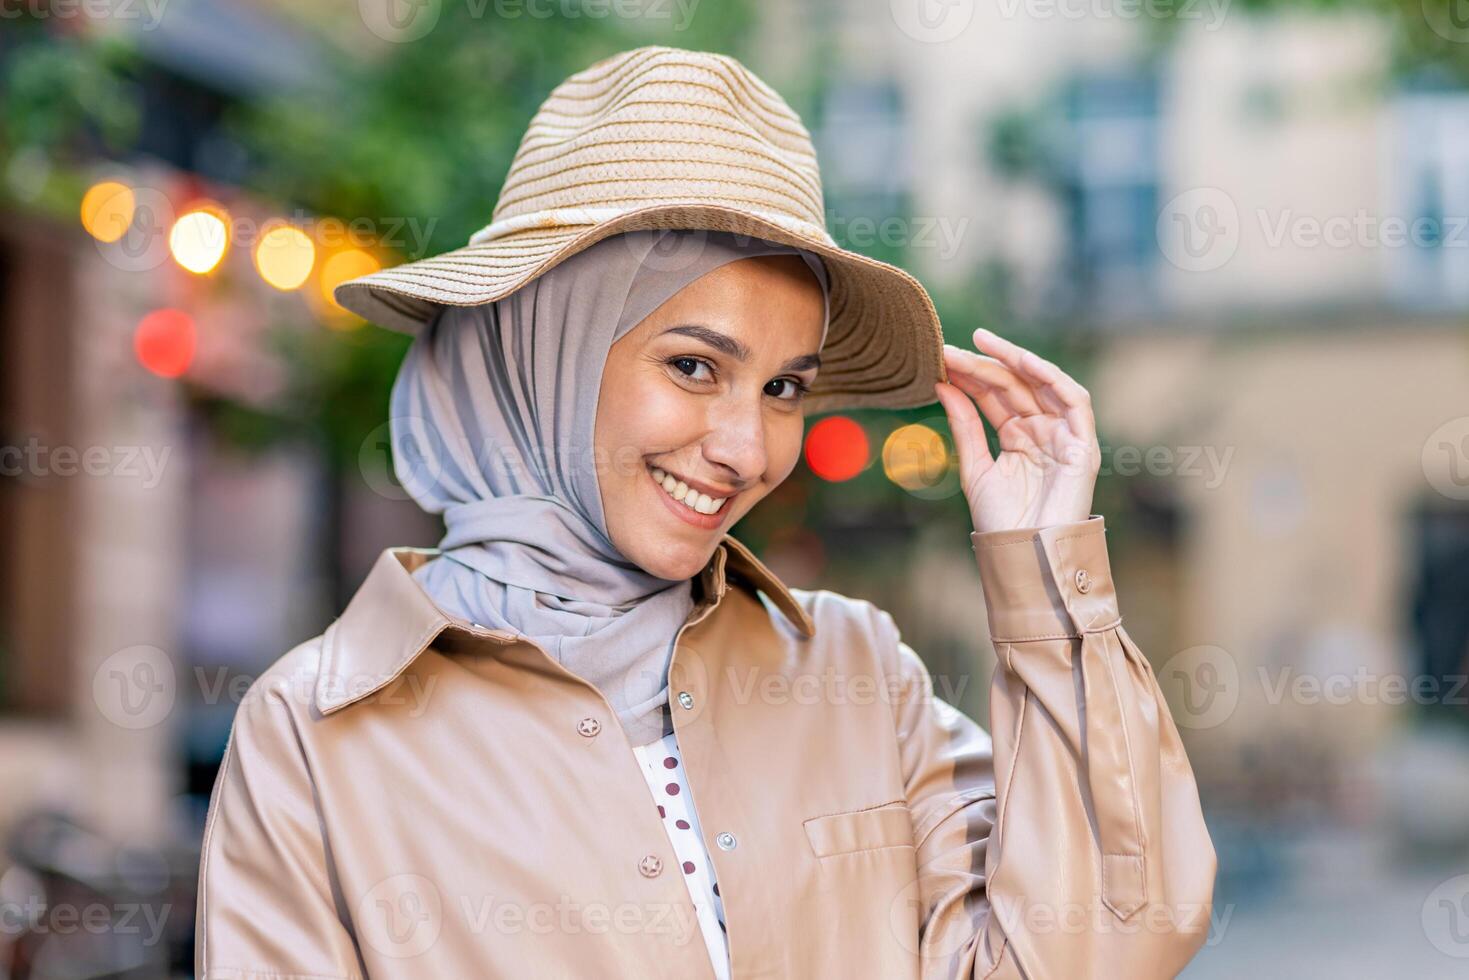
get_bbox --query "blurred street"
[3,0,1469,976]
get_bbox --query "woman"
[195,47,1216,979]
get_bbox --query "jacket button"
[1075,568,1093,594]
[639,855,663,877]
[716,832,737,850]
[576,717,601,737]
[677,691,695,710]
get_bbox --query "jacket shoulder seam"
[195,715,242,971]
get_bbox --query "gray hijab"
[389,229,830,746]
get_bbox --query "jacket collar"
[314,534,815,715]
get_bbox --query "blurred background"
[2,0,1468,976]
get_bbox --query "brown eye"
[668,356,714,383]
[765,377,811,401]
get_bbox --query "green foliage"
[0,31,140,158]
[211,4,760,467]
[231,6,760,257]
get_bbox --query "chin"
[626,535,719,582]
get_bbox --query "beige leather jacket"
[195,515,1216,979]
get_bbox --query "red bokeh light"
[133,309,196,378]
[804,416,869,482]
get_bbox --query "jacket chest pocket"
[803,800,915,858]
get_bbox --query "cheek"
[596,374,701,480]
[632,377,703,450]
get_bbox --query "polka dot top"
[630,729,730,979]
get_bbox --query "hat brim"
[332,203,946,416]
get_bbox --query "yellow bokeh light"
[317,248,381,328]
[169,207,230,274]
[882,423,949,491]
[80,181,135,243]
[254,224,316,290]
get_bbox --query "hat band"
[467,205,835,248]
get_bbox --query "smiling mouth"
[649,465,732,517]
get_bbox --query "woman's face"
[595,254,826,581]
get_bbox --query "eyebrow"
[661,324,822,373]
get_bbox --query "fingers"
[970,327,1097,444]
[942,345,1043,447]
[933,381,993,484]
[943,347,1043,418]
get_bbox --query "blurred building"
[766,2,1469,973]
[0,7,436,975]
[791,0,1468,776]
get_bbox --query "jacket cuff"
[970,515,1122,642]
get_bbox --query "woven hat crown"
[332,45,946,413]
[470,46,836,247]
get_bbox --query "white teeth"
[650,466,728,516]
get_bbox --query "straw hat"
[333,45,947,415]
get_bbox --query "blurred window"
[1387,90,1469,311]
[1058,71,1160,316]
[816,76,910,250]
[0,226,77,717]
[1409,503,1469,720]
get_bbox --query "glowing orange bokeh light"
[80,181,135,243]
[804,416,870,482]
[254,224,316,290]
[134,309,196,378]
[170,206,230,274]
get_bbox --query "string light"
[254,224,316,290]
[134,309,196,378]
[804,416,869,482]
[169,205,230,274]
[80,180,135,243]
[316,248,381,328]
[882,423,949,491]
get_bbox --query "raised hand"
[933,327,1101,534]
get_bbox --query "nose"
[698,390,768,486]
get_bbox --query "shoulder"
[199,637,332,852]
[719,535,905,658]
[797,585,929,663]
[222,633,331,748]
[739,579,919,681]
[788,585,900,647]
